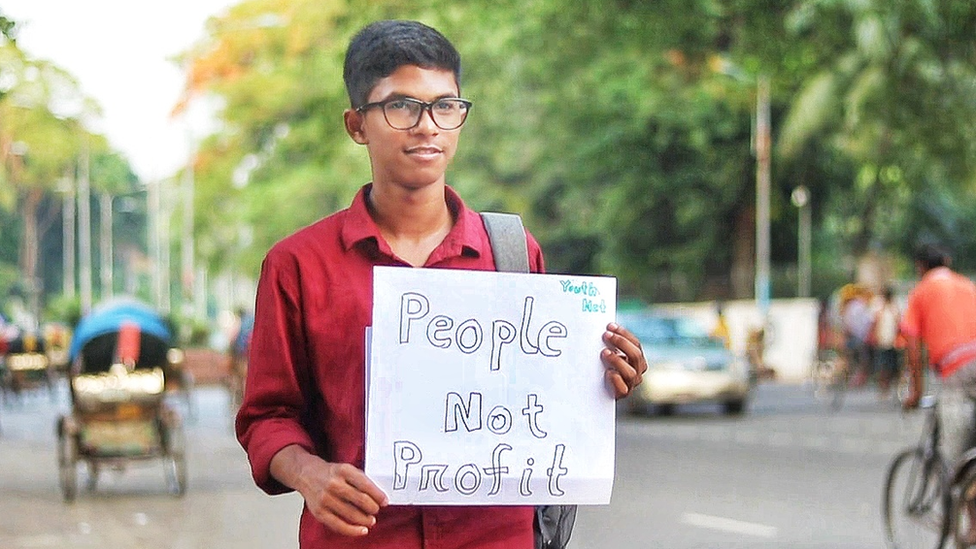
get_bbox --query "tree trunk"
[730,206,755,299]
[19,188,43,326]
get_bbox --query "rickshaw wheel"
[57,415,78,502]
[162,408,187,496]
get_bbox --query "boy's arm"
[903,335,924,409]
[236,250,319,493]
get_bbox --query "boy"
[236,20,647,548]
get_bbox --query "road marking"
[680,512,778,538]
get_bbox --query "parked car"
[620,312,751,415]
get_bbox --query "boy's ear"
[344,109,368,145]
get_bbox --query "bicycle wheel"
[883,448,951,549]
[951,466,976,548]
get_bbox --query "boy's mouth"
[405,145,443,159]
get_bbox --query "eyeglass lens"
[384,99,469,130]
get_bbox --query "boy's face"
[345,65,463,190]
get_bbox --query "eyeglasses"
[356,97,472,130]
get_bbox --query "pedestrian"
[870,285,901,398]
[710,301,731,349]
[840,283,873,386]
[226,307,253,408]
[235,20,648,549]
[901,243,976,544]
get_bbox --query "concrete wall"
[648,298,821,384]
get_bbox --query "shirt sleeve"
[235,247,317,495]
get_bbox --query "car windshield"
[622,315,724,348]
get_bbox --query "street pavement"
[579,384,923,549]
[0,383,302,549]
[0,380,922,548]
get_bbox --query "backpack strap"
[481,211,578,549]
[480,212,529,273]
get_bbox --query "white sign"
[366,266,617,505]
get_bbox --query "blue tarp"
[68,298,172,363]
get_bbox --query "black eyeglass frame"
[356,97,473,131]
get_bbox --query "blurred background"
[3,1,976,360]
[2,2,975,547]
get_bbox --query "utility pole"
[791,186,811,298]
[181,150,195,318]
[60,173,75,298]
[99,192,113,299]
[160,180,172,314]
[78,141,93,314]
[148,180,160,310]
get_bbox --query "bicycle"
[883,394,976,549]
[822,348,904,411]
[810,348,846,409]
[883,394,951,549]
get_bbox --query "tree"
[177,0,976,304]
[0,38,132,321]
[777,0,976,263]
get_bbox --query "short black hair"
[914,242,952,272]
[343,20,462,109]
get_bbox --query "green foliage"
[0,37,140,321]
[44,294,81,328]
[167,313,212,348]
[0,14,15,42]
[171,0,976,304]
[776,0,976,258]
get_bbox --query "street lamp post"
[99,192,113,300]
[78,141,93,314]
[57,174,76,298]
[181,138,195,318]
[791,185,812,298]
[147,179,172,313]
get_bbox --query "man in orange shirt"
[901,243,976,460]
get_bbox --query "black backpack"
[481,212,579,549]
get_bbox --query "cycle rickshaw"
[1,330,58,403]
[57,299,188,501]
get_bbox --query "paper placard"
[366,266,616,505]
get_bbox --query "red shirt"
[901,266,976,376]
[236,184,544,548]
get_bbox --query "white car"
[620,313,751,415]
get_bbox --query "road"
[0,381,922,548]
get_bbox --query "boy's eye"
[433,100,458,113]
[387,100,416,112]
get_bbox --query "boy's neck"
[367,181,455,266]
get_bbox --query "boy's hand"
[275,447,388,537]
[602,322,648,399]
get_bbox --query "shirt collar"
[339,183,485,262]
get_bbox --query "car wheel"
[723,399,746,415]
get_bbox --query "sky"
[2,0,240,182]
